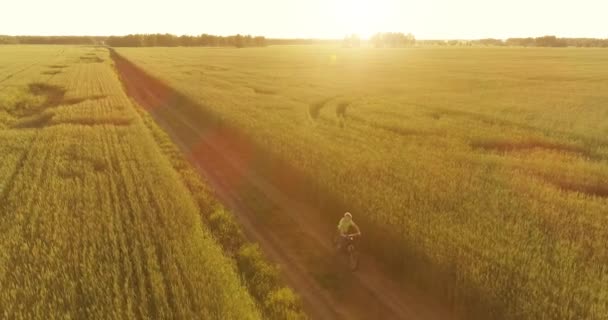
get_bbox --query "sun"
[332,0,384,39]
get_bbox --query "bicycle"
[333,233,360,271]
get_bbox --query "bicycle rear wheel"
[347,245,359,271]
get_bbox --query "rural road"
[113,50,453,320]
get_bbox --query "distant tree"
[244,35,253,47]
[179,35,195,46]
[199,34,215,46]
[253,36,266,47]
[342,34,361,48]
[0,35,19,44]
[476,38,504,46]
[405,33,416,46]
[234,34,244,48]
[506,37,535,47]
[370,32,415,48]
[370,33,383,47]
[566,38,608,47]
[535,35,567,47]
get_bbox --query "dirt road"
[112,50,454,320]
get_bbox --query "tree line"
[267,39,342,46]
[0,36,104,45]
[2,34,607,48]
[106,34,266,47]
[506,36,608,47]
[370,32,416,47]
[342,33,416,48]
[0,34,266,47]
[419,36,608,47]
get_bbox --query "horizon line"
[3,33,608,41]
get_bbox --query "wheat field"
[117,45,608,319]
[0,45,280,319]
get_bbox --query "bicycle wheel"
[347,244,359,271]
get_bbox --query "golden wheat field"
[116,45,608,320]
[0,45,305,319]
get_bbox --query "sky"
[2,0,607,39]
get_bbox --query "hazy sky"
[3,0,607,39]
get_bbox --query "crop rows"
[0,46,271,319]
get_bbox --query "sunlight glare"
[333,0,387,39]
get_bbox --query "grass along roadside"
[128,73,306,320]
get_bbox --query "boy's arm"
[352,222,361,235]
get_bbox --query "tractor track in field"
[0,61,40,87]
[112,49,453,320]
[0,48,66,89]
